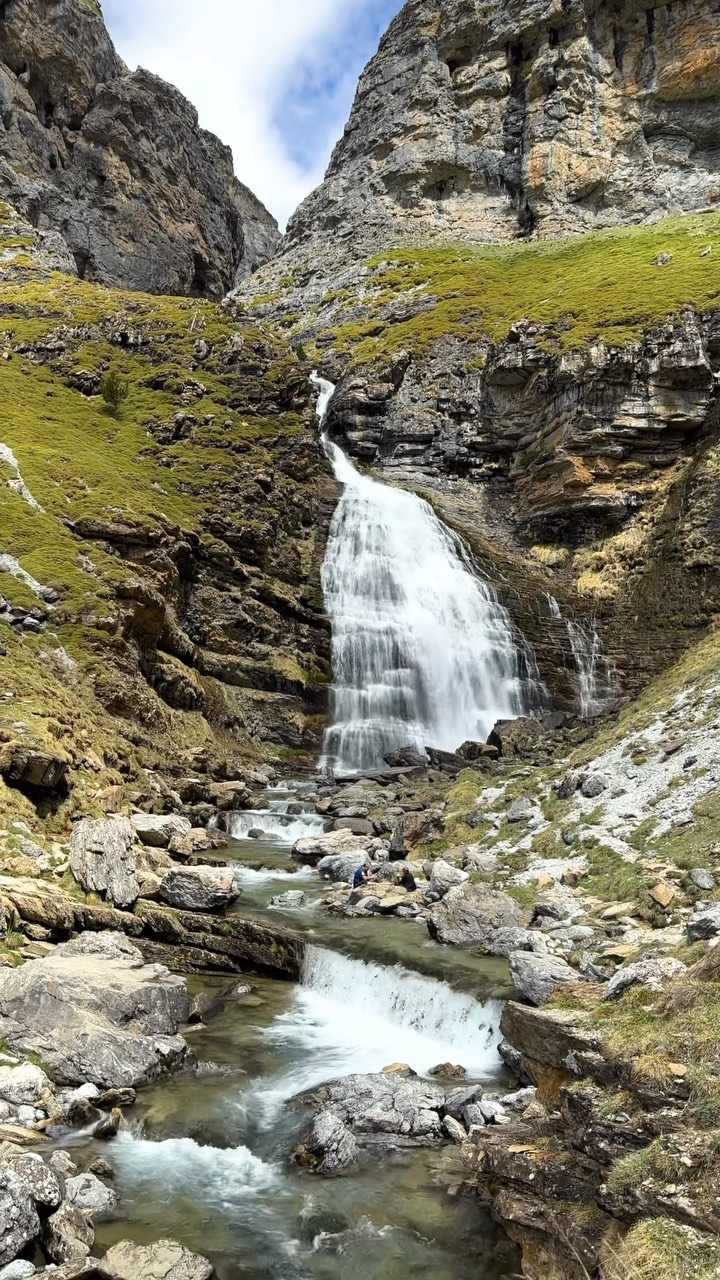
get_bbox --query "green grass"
[582,846,651,904]
[321,211,720,362]
[602,1220,720,1280]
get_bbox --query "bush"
[100,368,130,417]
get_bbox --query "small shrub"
[100,368,130,417]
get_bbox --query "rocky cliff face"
[0,202,335,827]
[286,0,720,264]
[0,0,280,297]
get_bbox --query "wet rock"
[69,818,139,910]
[428,1063,466,1080]
[64,1172,117,1216]
[97,1238,213,1280]
[690,868,716,891]
[269,890,306,908]
[428,860,469,898]
[0,932,188,1087]
[131,815,192,849]
[303,1112,359,1175]
[605,957,687,1001]
[442,1085,484,1121]
[157,866,240,913]
[310,1073,446,1148]
[43,1202,94,1264]
[687,902,720,941]
[427,884,521,947]
[509,952,581,1006]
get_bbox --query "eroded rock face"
[286,0,720,262]
[69,818,139,910]
[0,932,188,1087]
[0,0,279,295]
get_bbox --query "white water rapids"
[313,375,531,773]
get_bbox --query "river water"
[69,786,518,1279]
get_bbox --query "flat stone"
[690,868,716,891]
[97,1238,213,1280]
[649,882,675,908]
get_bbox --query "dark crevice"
[612,24,623,71]
[73,247,91,280]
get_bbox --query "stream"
[67,784,519,1279]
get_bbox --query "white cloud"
[102,0,395,227]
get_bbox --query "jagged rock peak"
[0,0,280,297]
[286,0,720,256]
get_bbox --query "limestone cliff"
[287,0,720,263]
[0,0,280,297]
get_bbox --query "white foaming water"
[312,374,530,772]
[244,946,502,1125]
[111,1132,278,1207]
[233,865,314,887]
[225,800,325,844]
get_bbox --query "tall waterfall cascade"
[313,375,535,773]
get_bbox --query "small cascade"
[545,594,616,718]
[312,374,539,773]
[111,1132,279,1206]
[225,804,325,845]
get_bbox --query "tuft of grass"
[602,1219,720,1280]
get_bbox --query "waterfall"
[545,594,616,718]
[313,374,532,773]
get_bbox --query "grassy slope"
[311,210,720,361]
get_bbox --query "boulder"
[690,868,716,891]
[0,933,188,1087]
[428,860,469,898]
[97,1239,213,1280]
[43,1202,94,1264]
[292,829,375,866]
[330,818,374,836]
[506,796,535,823]
[509,952,580,1006]
[0,1064,53,1109]
[384,748,427,769]
[303,1111,359,1175]
[395,809,444,851]
[427,884,521,947]
[0,1165,40,1268]
[157,866,240,913]
[69,818,139,910]
[311,1072,446,1146]
[487,718,544,758]
[687,903,720,942]
[131,815,192,849]
[64,1172,117,1215]
[580,775,607,799]
[316,850,371,882]
[0,744,68,792]
[477,927,543,959]
[605,957,687,1000]
[424,748,465,775]
[457,741,499,763]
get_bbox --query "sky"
[102,0,404,229]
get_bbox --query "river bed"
[66,785,519,1279]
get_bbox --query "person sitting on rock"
[398,867,417,892]
[353,864,371,889]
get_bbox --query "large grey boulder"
[509,952,579,1006]
[316,850,369,882]
[64,1172,117,1215]
[427,884,521,947]
[292,829,376,866]
[313,1073,446,1147]
[157,865,240,913]
[0,933,188,1087]
[69,818,139,909]
[98,1238,213,1280]
[687,903,720,942]
[0,1064,54,1108]
[429,860,469,898]
[131,814,191,849]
